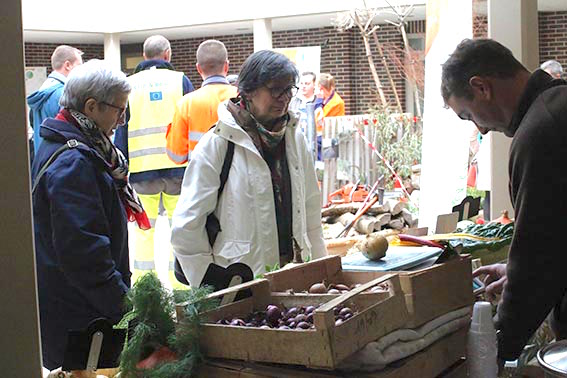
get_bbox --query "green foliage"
[119,273,218,378]
[367,107,422,190]
[255,262,281,279]
[452,222,514,254]
[466,187,487,203]
[120,273,176,376]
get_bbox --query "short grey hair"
[60,59,131,111]
[143,35,171,59]
[540,60,563,77]
[196,39,228,76]
[51,45,83,71]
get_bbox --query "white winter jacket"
[171,102,326,287]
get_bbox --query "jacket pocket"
[217,240,252,260]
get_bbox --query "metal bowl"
[538,340,567,377]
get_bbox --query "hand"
[473,263,507,302]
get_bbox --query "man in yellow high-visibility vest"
[114,35,194,289]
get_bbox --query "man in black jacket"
[441,38,567,366]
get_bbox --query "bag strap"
[217,141,234,199]
[31,139,87,195]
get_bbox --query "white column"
[104,33,122,71]
[418,0,473,231]
[487,0,539,219]
[253,18,273,51]
[0,0,43,374]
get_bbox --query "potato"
[358,234,389,261]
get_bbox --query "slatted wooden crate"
[178,274,408,369]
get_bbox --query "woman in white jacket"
[171,50,327,287]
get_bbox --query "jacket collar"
[214,99,299,157]
[47,71,67,85]
[202,75,230,87]
[39,117,112,165]
[134,59,175,73]
[39,117,92,146]
[508,69,567,136]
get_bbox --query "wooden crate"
[470,244,509,265]
[195,327,468,377]
[179,275,408,369]
[439,359,468,378]
[265,255,474,328]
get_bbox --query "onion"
[339,307,353,317]
[309,282,327,294]
[230,318,246,326]
[305,305,316,314]
[294,314,307,323]
[297,321,311,329]
[286,307,299,318]
[266,305,282,326]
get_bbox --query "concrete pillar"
[104,33,122,71]
[0,0,43,374]
[487,0,539,219]
[253,18,273,51]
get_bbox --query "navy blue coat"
[31,118,130,370]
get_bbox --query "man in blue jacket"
[27,45,83,153]
[114,35,194,289]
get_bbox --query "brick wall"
[168,25,409,115]
[352,24,407,114]
[473,15,488,39]
[23,12,567,113]
[539,11,567,68]
[167,29,361,113]
[22,27,417,114]
[169,33,254,90]
[24,43,104,69]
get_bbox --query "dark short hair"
[301,71,316,82]
[238,50,299,96]
[441,38,525,102]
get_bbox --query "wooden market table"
[195,328,467,378]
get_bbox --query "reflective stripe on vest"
[127,68,187,173]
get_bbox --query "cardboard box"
[265,255,474,328]
[195,327,468,377]
[179,275,408,369]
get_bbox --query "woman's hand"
[473,263,508,302]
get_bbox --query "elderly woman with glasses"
[31,60,149,370]
[171,50,327,287]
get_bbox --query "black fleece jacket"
[496,69,567,360]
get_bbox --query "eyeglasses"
[266,84,299,99]
[101,101,126,118]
